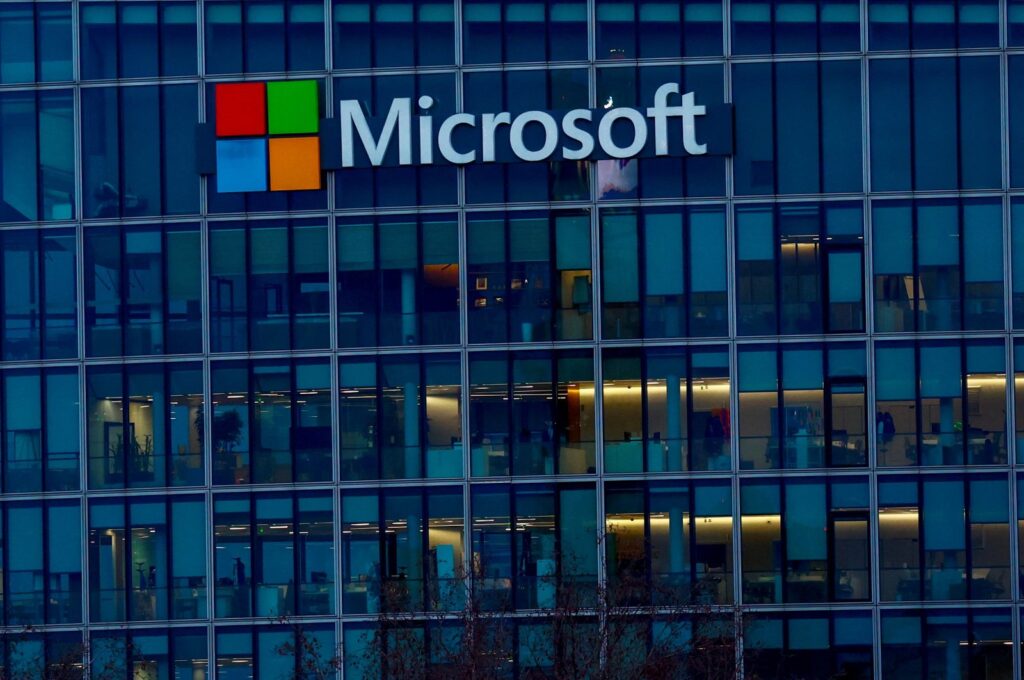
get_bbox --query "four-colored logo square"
[214,80,321,193]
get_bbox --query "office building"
[0,0,1022,677]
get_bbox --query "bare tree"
[1,627,137,680]
[272,621,343,680]
[351,563,750,680]
[349,574,516,680]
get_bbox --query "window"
[0,89,74,223]
[334,74,457,209]
[881,609,1011,677]
[734,60,862,195]
[745,611,873,679]
[871,0,998,49]
[1,631,83,677]
[879,475,1010,602]
[601,206,728,340]
[338,214,459,348]
[462,0,586,64]
[210,219,330,352]
[84,223,201,357]
[339,353,461,480]
[741,477,870,604]
[214,492,333,619]
[0,3,72,83]
[91,628,208,679]
[86,362,204,489]
[605,479,733,604]
[2,367,79,493]
[0,228,76,360]
[468,210,593,343]
[88,496,206,622]
[870,56,1001,192]
[596,0,722,58]
[738,343,867,470]
[0,499,81,625]
[205,0,324,73]
[876,339,1006,467]
[82,85,199,218]
[464,69,589,204]
[602,346,731,472]
[212,358,331,485]
[470,484,595,610]
[216,625,332,680]
[737,201,865,335]
[732,0,860,54]
[333,0,455,67]
[874,198,1004,333]
[469,349,595,476]
[596,65,726,199]
[80,2,197,79]
[1008,199,1024,327]
[341,487,463,613]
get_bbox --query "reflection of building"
[3,3,1024,679]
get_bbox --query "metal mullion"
[551,228,565,477]
[915,476,925,602]
[778,477,788,604]
[375,355,384,480]
[960,339,970,466]
[419,352,428,480]
[641,478,652,595]
[825,477,835,602]
[964,473,975,602]
[685,348,695,472]
[291,491,300,616]
[420,487,430,611]
[289,358,298,486]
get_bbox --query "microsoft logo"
[214,80,321,193]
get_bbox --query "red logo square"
[215,82,267,137]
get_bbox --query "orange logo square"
[268,136,321,191]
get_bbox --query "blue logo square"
[216,139,268,193]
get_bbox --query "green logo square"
[267,80,319,135]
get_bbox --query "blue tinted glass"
[912,0,956,48]
[733,63,773,195]
[0,3,74,83]
[775,61,820,194]
[1012,0,1024,43]
[0,92,38,222]
[959,57,1001,191]
[0,4,36,83]
[162,3,198,75]
[205,2,243,73]
[39,91,74,222]
[246,2,286,72]
[120,3,160,78]
[732,0,772,54]
[1010,58,1024,187]
[959,0,998,46]
[81,4,117,79]
[164,85,200,214]
[822,0,859,49]
[43,231,77,359]
[913,58,957,191]
[82,87,120,219]
[869,59,911,192]
[121,86,162,217]
[821,60,862,193]
[870,0,909,48]
[2,232,40,360]
[775,0,818,53]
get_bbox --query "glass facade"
[2,1,1024,678]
